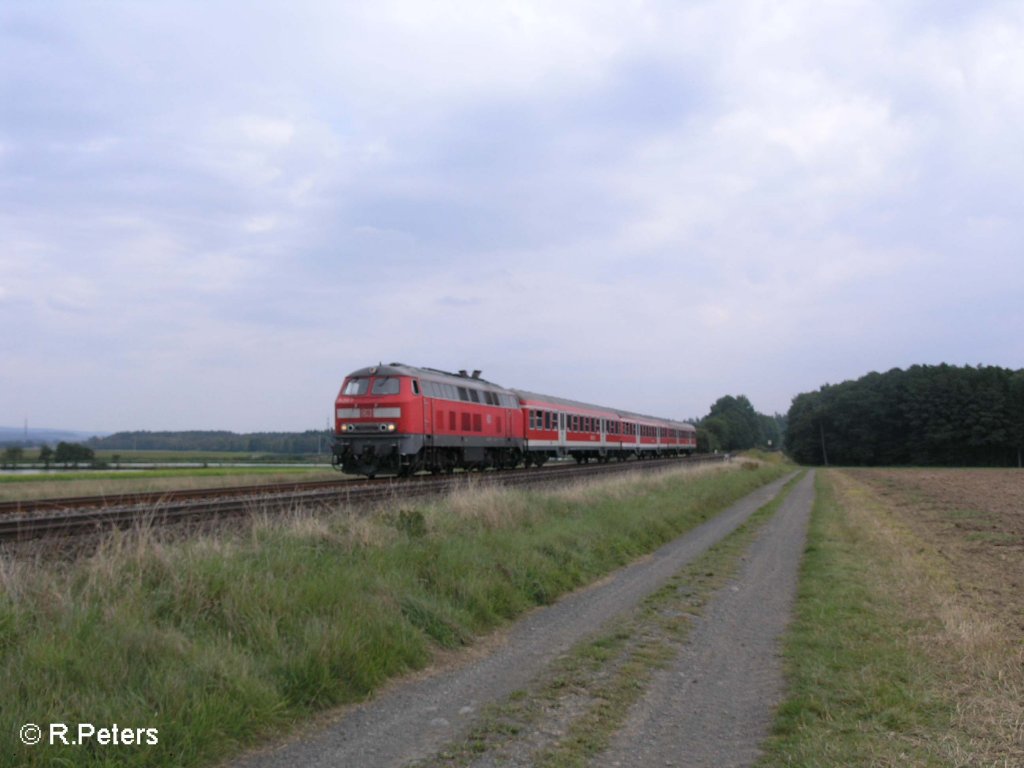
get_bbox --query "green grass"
[0,466,331,484]
[1,463,790,768]
[758,471,953,766]
[0,466,344,504]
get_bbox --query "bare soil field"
[849,468,1024,635]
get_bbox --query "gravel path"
[230,472,798,768]
[596,470,814,767]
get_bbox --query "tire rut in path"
[229,473,797,768]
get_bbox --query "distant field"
[762,468,1023,766]
[0,464,342,502]
[97,449,326,464]
[10,447,331,465]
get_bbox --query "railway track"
[0,455,728,542]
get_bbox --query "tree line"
[87,430,333,455]
[785,364,1024,467]
[2,442,96,469]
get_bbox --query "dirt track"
[231,471,811,768]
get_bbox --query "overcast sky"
[2,1,1022,433]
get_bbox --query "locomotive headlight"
[385,423,397,432]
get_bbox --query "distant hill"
[0,426,109,445]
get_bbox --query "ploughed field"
[850,468,1024,634]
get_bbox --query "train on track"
[332,363,696,478]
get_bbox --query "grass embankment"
[1,461,789,768]
[759,470,1024,766]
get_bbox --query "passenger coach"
[517,391,697,466]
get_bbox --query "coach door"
[558,411,566,452]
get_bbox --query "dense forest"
[88,430,333,455]
[785,364,1024,467]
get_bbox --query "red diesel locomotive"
[332,363,696,477]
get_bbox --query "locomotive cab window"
[371,377,400,395]
[343,378,369,396]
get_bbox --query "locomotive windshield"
[371,377,401,395]
[342,378,369,396]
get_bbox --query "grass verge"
[1,462,789,768]
[758,469,1024,766]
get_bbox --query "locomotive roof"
[345,363,512,391]
[513,389,694,429]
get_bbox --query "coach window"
[458,387,469,402]
[412,380,420,395]
[469,389,480,403]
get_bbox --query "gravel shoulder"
[229,472,799,768]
